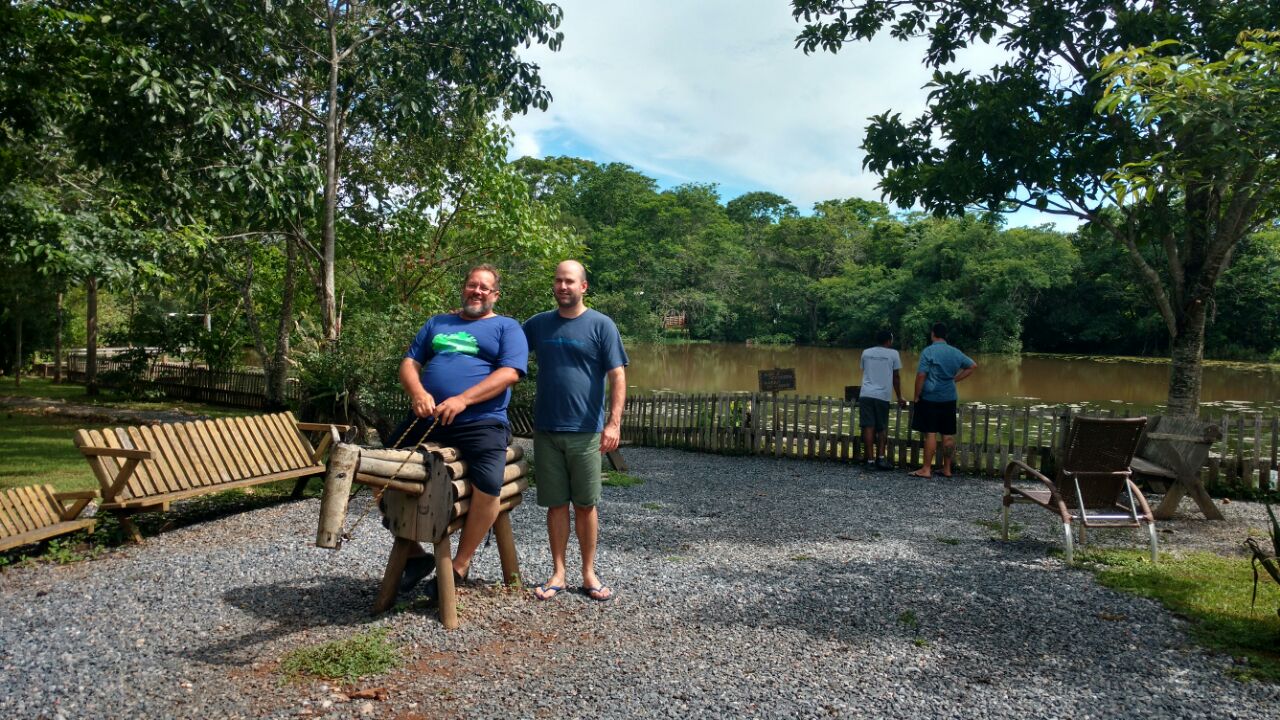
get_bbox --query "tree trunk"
[1166,298,1208,417]
[266,236,298,408]
[12,313,21,388]
[320,17,341,342]
[53,291,63,383]
[86,277,99,396]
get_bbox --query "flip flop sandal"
[534,584,565,601]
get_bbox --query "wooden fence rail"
[46,359,1279,494]
[616,393,1279,494]
[62,355,301,409]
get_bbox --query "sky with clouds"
[507,0,1075,229]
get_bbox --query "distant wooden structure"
[661,311,687,331]
[1131,416,1225,520]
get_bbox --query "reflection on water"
[625,343,1280,413]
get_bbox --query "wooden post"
[316,443,360,548]
[373,536,413,614]
[434,536,458,629]
[494,511,520,586]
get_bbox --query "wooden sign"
[758,368,796,393]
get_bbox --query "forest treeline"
[515,157,1280,360]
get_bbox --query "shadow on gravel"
[185,575,378,666]
[685,553,1161,692]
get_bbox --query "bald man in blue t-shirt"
[523,260,628,602]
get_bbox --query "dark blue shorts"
[910,399,958,436]
[389,417,511,497]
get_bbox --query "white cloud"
[509,0,1076,228]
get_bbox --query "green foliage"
[279,627,400,682]
[1082,549,1280,682]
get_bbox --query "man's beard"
[460,298,495,318]
[555,292,580,307]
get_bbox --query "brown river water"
[623,343,1280,414]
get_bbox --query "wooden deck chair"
[1002,416,1156,564]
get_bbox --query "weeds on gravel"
[1079,549,1280,683]
[975,517,1023,540]
[897,610,919,630]
[936,537,960,545]
[603,470,643,488]
[280,628,400,682]
[642,502,662,511]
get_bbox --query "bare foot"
[907,468,932,478]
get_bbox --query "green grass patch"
[936,537,960,545]
[0,414,105,492]
[1080,549,1280,682]
[790,554,815,562]
[602,470,643,488]
[642,502,662,511]
[279,627,400,682]
[897,610,919,630]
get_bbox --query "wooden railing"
[616,393,1280,493]
[46,358,1279,493]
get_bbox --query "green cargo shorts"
[533,431,602,508]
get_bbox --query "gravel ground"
[1,445,1277,720]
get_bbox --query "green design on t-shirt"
[432,331,479,356]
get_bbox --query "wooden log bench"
[0,485,99,552]
[1130,415,1225,521]
[74,412,346,542]
[321,443,529,629]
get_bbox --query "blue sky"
[508,0,1078,230]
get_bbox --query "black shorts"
[910,399,957,436]
[389,416,511,497]
[858,397,890,430]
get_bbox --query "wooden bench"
[0,485,99,552]
[317,442,529,629]
[1130,415,1224,521]
[74,412,345,542]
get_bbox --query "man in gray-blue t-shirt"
[909,322,977,478]
[522,260,628,602]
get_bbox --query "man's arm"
[400,358,435,418]
[892,370,906,408]
[601,365,626,453]
[433,367,522,425]
[954,362,978,383]
[914,371,926,401]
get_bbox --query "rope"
[342,415,438,541]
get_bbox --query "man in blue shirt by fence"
[523,260,628,602]
[908,322,977,479]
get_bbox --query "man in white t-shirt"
[858,329,907,470]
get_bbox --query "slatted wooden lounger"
[0,484,99,553]
[74,412,346,542]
